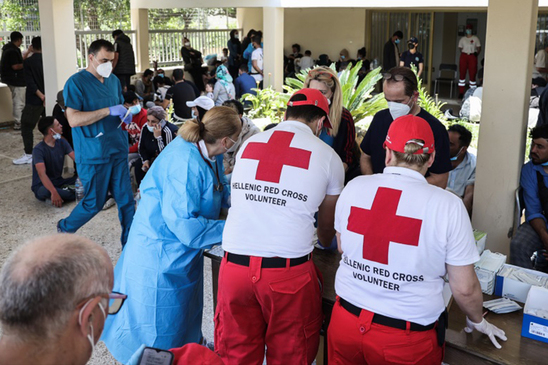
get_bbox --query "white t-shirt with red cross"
[223,120,345,258]
[458,35,481,55]
[334,166,480,325]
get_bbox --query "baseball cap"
[186,96,214,110]
[408,37,418,44]
[123,91,139,105]
[287,88,332,129]
[466,24,473,29]
[383,115,434,154]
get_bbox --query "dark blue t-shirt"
[360,109,451,176]
[235,72,257,99]
[31,139,73,191]
[400,51,424,68]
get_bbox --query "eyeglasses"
[107,292,127,315]
[383,73,413,83]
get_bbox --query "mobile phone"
[139,347,174,365]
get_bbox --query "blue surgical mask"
[466,29,472,35]
[450,147,464,161]
[395,39,401,44]
[192,110,197,119]
[541,161,548,166]
[340,55,345,60]
[158,73,164,78]
[129,104,142,115]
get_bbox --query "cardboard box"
[495,264,548,303]
[473,230,486,255]
[522,286,548,343]
[475,250,506,295]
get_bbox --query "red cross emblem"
[241,131,311,183]
[347,187,422,265]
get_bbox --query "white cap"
[186,96,214,110]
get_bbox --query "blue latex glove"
[109,104,133,125]
[127,344,146,365]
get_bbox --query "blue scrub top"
[63,70,127,164]
[319,128,334,147]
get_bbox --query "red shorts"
[214,254,323,365]
[328,298,443,365]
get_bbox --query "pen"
[118,108,131,128]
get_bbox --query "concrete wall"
[237,8,264,38]
[284,8,366,61]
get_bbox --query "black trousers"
[21,104,45,154]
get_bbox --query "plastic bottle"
[75,177,84,203]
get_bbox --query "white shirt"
[223,120,345,258]
[299,56,315,71]
[459,35,481,54]
[251,48,264,82]
[334,166,479,325]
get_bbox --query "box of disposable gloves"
[495,264,548,303]
[473,230,487,255]
[522,286,548,343]
[474,250,506,295]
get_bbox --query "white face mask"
[387,98,413,120]
[191,110,198,119]
[92,57,112,78]
[79,299,106,356]
[315,120,324,137]
[184,42,191,47]
[226,136,240,153]
[50,128,61,140]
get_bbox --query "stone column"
[472,0,538,255]
[262,7,284,91]
[38,0,77,113]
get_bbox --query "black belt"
[339,298,436,332]
[225,252,311,268]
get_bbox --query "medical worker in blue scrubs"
[102,106,241,363]
[57,39,135,246]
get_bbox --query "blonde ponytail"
[179,106,240,143]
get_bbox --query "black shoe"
[458,93,464,99]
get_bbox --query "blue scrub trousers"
[59,157,135,246]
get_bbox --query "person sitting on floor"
[122,91,147,167]
[134,106,178,187]
[31,116,77,207]
[511,124,548,272]
[186,95,215,123]
[447,124,476,215]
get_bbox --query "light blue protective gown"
[59,70,134,245]
[102,137,229,364]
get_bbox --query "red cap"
[383,115,434,154]
[466,24,473,29]
[170,343,224,365]
[288,88,333,129]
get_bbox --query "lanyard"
[196,144,223,192]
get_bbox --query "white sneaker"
[102,197,116,210]
[13,123,21,130]
[12,153,32,165]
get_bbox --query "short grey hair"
[0,235,111,341]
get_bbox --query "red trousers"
[214,255,323,365]
[327,298,444,365]
[459,53,478,94]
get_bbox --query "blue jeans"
[33,176,77,202]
